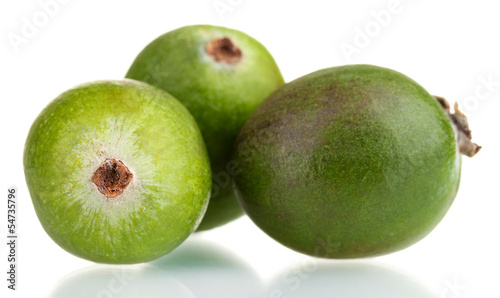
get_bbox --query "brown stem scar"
[435,96,481,157]
[91,158,133,198]
[205,37,242,64]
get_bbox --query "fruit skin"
[24,80,211,264]
[233,64,461,258]
[126,25,284,231]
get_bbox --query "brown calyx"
[435,96,481,157]
[91,158,133,198]
[205,37,242,64]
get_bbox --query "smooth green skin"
[234,65,461,258]
[126,25,284,231]
[24,80,211,264]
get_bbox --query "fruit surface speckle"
[233,64,468,258]
[24,79,211,264]
[126,25,284,231]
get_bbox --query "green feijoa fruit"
[233,64,480,258]
[126,25,284,231]
[24,80,211,264]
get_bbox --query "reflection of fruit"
[126,25,284,231]
[234,64,480,258]
[267,261,436,298]
[24,80,211,264]
[49,266,194,298]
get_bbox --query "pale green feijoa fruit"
[233,64,480,258]
[24,80,211,264]
[126,25,284,231]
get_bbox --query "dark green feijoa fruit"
[233,64,480,258]
[126,25,284,231]
[24,80,211,264]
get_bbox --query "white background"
[1,0,499,297]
